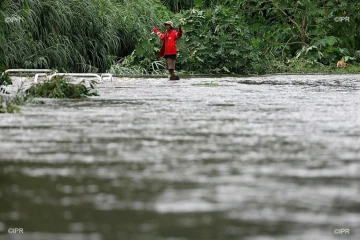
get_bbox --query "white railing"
[34,73,48,83]
[3,69,56,83]
[100,73,113,82]
[2,69,113,83]
[47,73,102,82]
[4,69,54,74]
[47,73,113,82]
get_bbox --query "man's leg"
[169,69,176,79]
[167,58,178,80]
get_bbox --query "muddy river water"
[0,74,359,240]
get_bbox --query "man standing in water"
[152,21,182,80]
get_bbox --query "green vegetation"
[0,72,22,113]
[0,99,21,113]
[269,59,360,74]
[1,73,98,113]
[0,1,6,72]
[0,72,12,94]
[120,6,268,75]
[1,0,169,72]
[1,0,360,74]
[0,91,22,113]
[117,0,360,74]
[25,77,99,99]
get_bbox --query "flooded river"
[0,75,359,240]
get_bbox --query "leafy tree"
[217,0,360,65]
[178,7,268,74]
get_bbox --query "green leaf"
[223,66,230,72]
[196,56,204,63]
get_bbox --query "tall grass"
[160,0,194,12]
[2,0,165,72]
[160,0,229,11]
[0,2,6,72]
[160,0,227,12]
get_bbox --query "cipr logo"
[334,228,350,235]
[334,16,350,22]
[8,228,24,234]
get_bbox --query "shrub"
[25,77,98,99]
[0,72,22,113]
[0,72,12,94]
[177,7,268,74]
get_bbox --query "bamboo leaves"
[2,0,164,72]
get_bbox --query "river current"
[0,74,359,240]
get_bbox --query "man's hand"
[152,26,159,34]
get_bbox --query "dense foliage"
[25,77,99,98]
[0,2,6,72]
[160,0,195,12]
[0,72,12,94]
[121,7,268,74]
[113,0,360,74]
[234,0,360,63]
[178,7,268,74]
[1,0,169,72]
[1,0,360,74]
